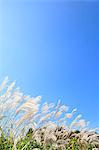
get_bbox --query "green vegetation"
[0,129,96,150]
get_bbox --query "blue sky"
[0,1,99,128]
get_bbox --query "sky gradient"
[0,1,99,128]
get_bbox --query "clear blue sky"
[0,1,99,128]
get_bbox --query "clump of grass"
[0,77,99,150]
